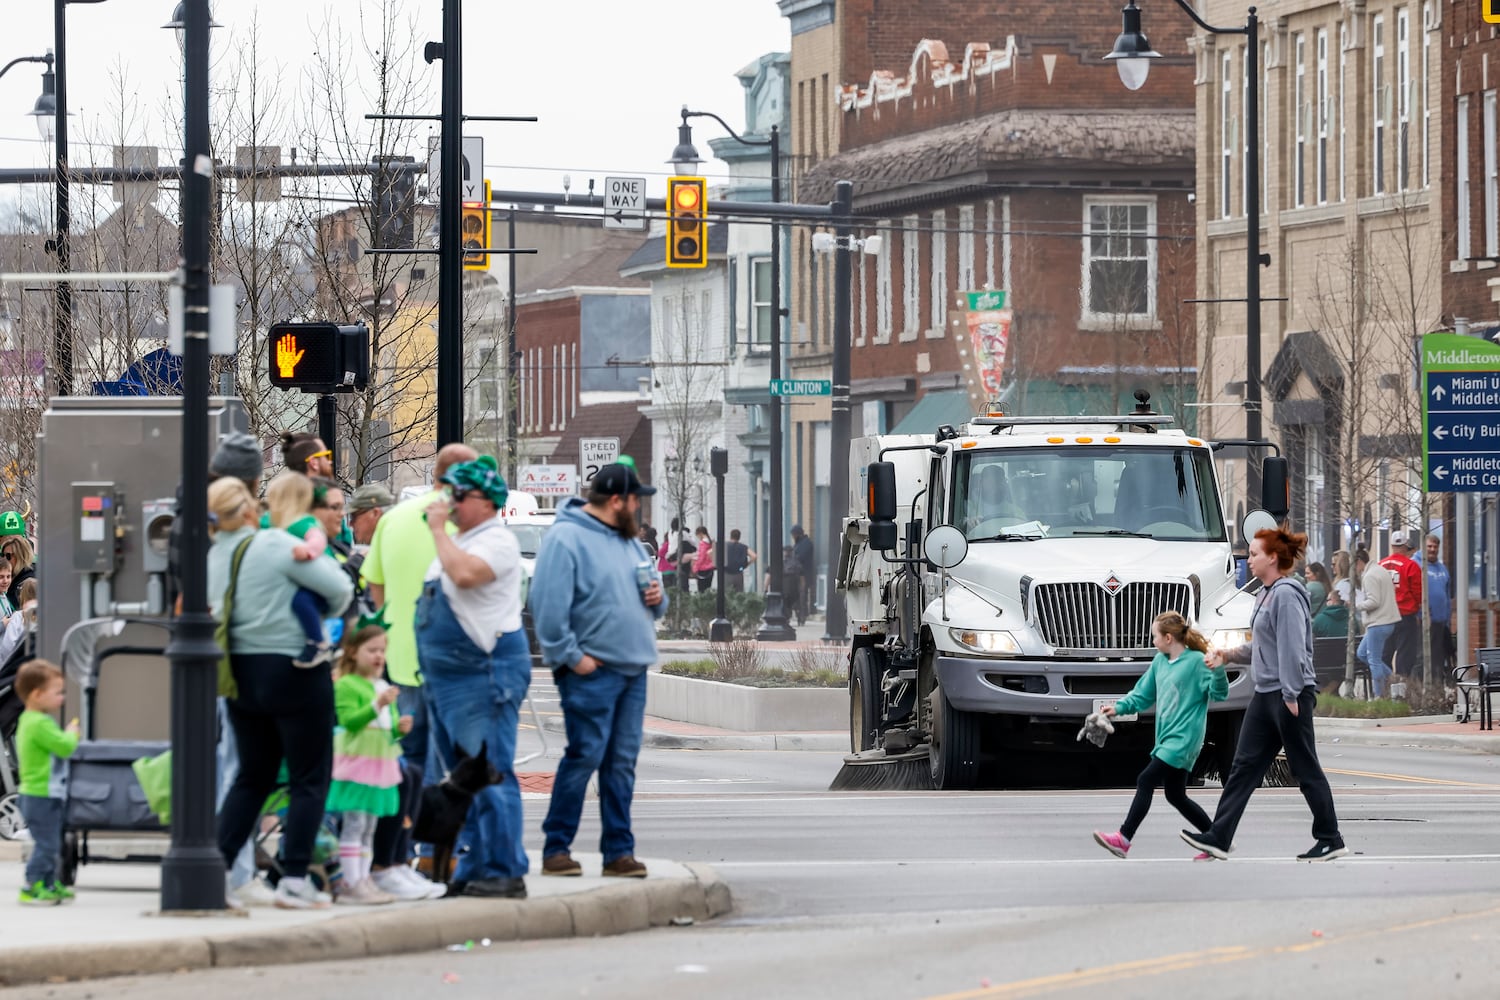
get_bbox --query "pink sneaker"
[1192,852,1214,861]
[1093,830,1130,858]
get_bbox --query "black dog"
[411,741,502,889]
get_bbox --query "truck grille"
[1032,581,1192,651]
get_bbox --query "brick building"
[782,1,1198,599]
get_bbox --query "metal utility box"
[37,396,247,740]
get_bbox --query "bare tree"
[651,286,725,543]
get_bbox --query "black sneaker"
[1180,829,1229,860]
[1297,838,1349,862]
[462,877,527,899]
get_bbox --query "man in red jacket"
[1379,529,1424,678]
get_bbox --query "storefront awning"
[889,389,974,435]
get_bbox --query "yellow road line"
[920,905,1500,999]
[1324,766,1500,788]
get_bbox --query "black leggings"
[217,653,334,880]
[1120,755,1211,841]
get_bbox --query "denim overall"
[415,572,531,881]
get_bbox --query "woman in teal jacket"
[1092,611,1229,858]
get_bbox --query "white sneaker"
[230,877,277,907]
[371,867,434,901]
[398,864,449,899]
[274,876,332,910]
[224,872,246,911]
[336,877,395,905]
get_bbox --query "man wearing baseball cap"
[1379,529,1424,679]
[529,461,666,879]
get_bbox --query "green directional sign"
[769,379,832,396]
[1421,332,1500,492]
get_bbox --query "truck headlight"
[949,628,1021,655]
[1210,628,1252,650]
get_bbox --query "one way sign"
[602,176,648,231]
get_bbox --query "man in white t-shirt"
[414,457,529,899]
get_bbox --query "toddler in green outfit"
[14,659,79,905]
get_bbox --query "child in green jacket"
[14,660,79,905]
[1093,611,1229,859]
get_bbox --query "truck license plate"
[1093,698,1137,722]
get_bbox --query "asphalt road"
[9,738,1497,999]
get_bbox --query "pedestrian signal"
[267,322,370,393]
[666,176,707,268]
[462,179,491,271]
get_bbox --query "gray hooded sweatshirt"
[1221,577,1315,702]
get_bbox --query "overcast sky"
[0,0,790,211]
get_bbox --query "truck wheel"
[1194,710,1244,783]
[928,685,981,790]
[849,648,883,751]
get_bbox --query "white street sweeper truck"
[833,392,1289,790]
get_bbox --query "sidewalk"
[0,841,729,987]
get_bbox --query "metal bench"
[1453,647,1500,730]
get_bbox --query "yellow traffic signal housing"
[666,176,708,268]
[462,180,491,271]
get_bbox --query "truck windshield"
[952,446,1226,542]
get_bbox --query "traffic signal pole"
[435,0,464,447]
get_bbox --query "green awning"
[889,389,975,435]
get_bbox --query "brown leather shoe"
[601,855,648,878]
[541,852,583,877]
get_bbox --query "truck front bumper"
[935,654,1253,718]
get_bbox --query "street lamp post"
[822,181,854,645]
[709,446,731,642]
[668,108,795,641]
[1107,0,1264,490]
[160,0,224,912]
[435,0,465,447]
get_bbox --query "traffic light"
[666,175,708,268]
[267,322,370,394]
[462,179,491,271]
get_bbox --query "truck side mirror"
[1261,456,1290,521]
[867,461,898,551]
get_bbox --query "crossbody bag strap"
[221,535,255,630]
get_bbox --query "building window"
[853,250,866,347]
[1486,91,1498,257]
[1421,3,1431,187]
[902,214,920,339]
[750,256,772,347]
[1458,95,1472,261]
[1397,7,1411,191]
[1317,29,1329,204]
[1373,15,1386,195]
[1221,50,1234,219]
[1081,198,1155,323]
[1339,23,1347,202]
[957,204,975,294]
[1294,33,1307,208]
[876,224,893,342]
[929,209,947,335]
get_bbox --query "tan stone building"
[1191,0,1440,561]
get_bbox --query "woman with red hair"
[1181,526,1348,862]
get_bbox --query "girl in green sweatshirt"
[1092,611,1229,859]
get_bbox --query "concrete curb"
[1318,726,1500,754]
[0,865,732,987]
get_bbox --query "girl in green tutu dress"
[327,625,411,904]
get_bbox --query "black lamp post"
[709,446,731,642]
[1107,1,1264,481]
[668,108,795,641]
[434,0,465,447]
[160,0,223,912]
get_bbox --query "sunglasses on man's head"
[307,449,333,461]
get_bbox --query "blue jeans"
[1358,622,1396,697]
[416,580,530,881]
[542,668,648,863]
[291,588,328,647]
[215,698,257,887]
[20,795,63,887]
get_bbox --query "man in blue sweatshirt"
[530,463,667,879]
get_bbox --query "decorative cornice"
[838,37,1018,115]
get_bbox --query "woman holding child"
[208,472,354,910]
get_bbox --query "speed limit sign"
[579,437,620,487]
